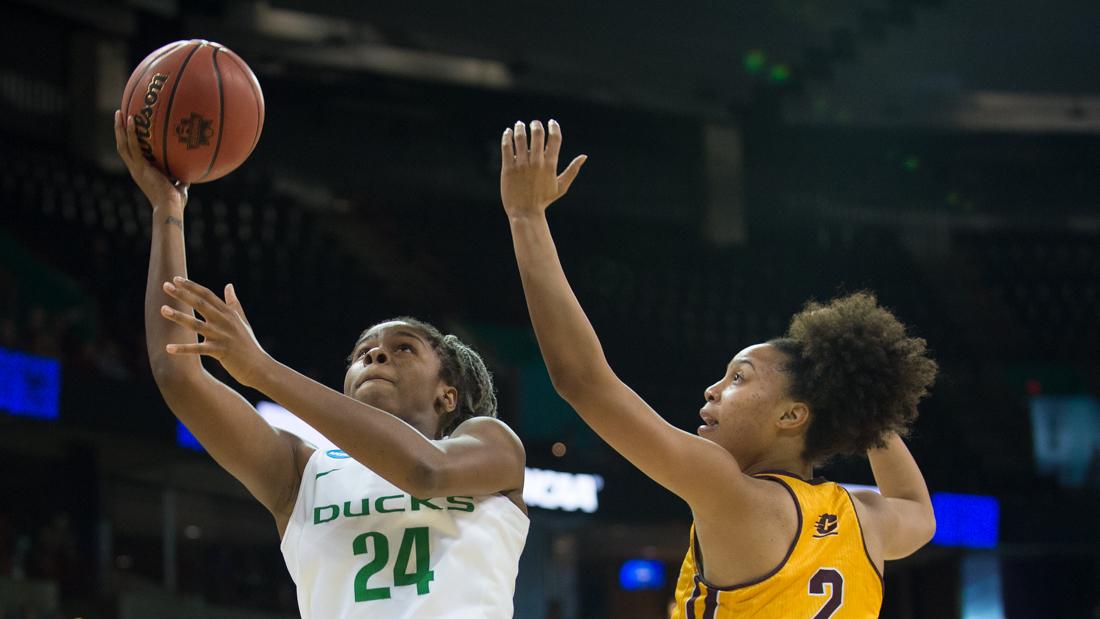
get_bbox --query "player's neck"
[743,454,813,480]
[388,407,441,439]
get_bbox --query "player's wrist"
[244,351,280,391]
[506,209,548,225]
[152,202,185,218]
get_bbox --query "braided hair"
[353,317,498,439]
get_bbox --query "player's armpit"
[157,372,312,520]
[417,417,526,498]
[852,490,936,560]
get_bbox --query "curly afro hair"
[768,292,938,465]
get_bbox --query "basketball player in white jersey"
[115,111,528,618]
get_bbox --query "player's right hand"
[500,119,586,219]
[113,109,189,212]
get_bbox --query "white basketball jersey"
[281,448,529,618]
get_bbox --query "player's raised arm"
[157,278,526,502]
[117,111,308,530]
[854,434,937,559]
[499,120,747,508]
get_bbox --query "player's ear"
[777,402,810,430]
[437,386,458,415]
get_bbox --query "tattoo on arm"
[165,215,183,229]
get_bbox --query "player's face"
[699,343,800,464]
[343,322,454,432]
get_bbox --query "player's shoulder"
[451,415,528,459]
[450,416,523,449]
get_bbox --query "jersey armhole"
[279,447,323,580]
[839,486,884,590]
[691,475,803,591]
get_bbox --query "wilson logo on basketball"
[175,112,215,149]
[133,72,168,164]
[813,513,839,538]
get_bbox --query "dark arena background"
[2,1,1099,617]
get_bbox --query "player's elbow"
[548,363,612,404]
[149,354,203,390]
[548,372,584,401]
[402,460,444,498]
[897,506,937,558]
[150,359,194,392]
[918,505,937,546]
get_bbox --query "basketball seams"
[219,49,264,154]
[197,46,225,183]
[124,39,262,184]
[122,41,187,129]
[161,41,205,183]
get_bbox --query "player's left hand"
[159,277,268,388]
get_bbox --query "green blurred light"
[769,64,791,83]
[744,50,766,74]
[902,155,920,171]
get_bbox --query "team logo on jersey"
[313,495,476,524]
[326,449,351,459]
[174,112,214,149]
[813,513,839,538]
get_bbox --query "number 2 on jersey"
[809,568,844,619]
[353,527,435,602]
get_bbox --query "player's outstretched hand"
[113,109,189,211]
[500,119,587,219]
[159,277,268,388]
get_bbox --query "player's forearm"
[507,213,613,398]
[868,434,933,509]
[252,355,447,496]
[145,204,202,380]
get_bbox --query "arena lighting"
[743,50,767,74]
[523,467,603,513]
[0,347,60,420]
[931,493,999,549]
[1030,395,1100,488]
[176,422,203,451]
[847,484,999,549]
[769,64,792,83]
[177,402,605,513]
[619,559,666,590]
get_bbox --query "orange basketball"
[121,40,264,184]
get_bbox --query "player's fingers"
[175,277,225,309]
[529,120,545,162]
[225,283,251,328]
[546,119,563,167]
[160,304,213,335]
[557,155,588,195]
[163,278,227,323]
[501,128,515,166]
[113,111,130,162]
[513,121,528,164]
[125,115,150,172]
[165,342,219,356]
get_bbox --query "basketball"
[120,39,264,184]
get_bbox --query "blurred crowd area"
[0,134,388,384]
[8,129,1098,376]
[0,497,299,619]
